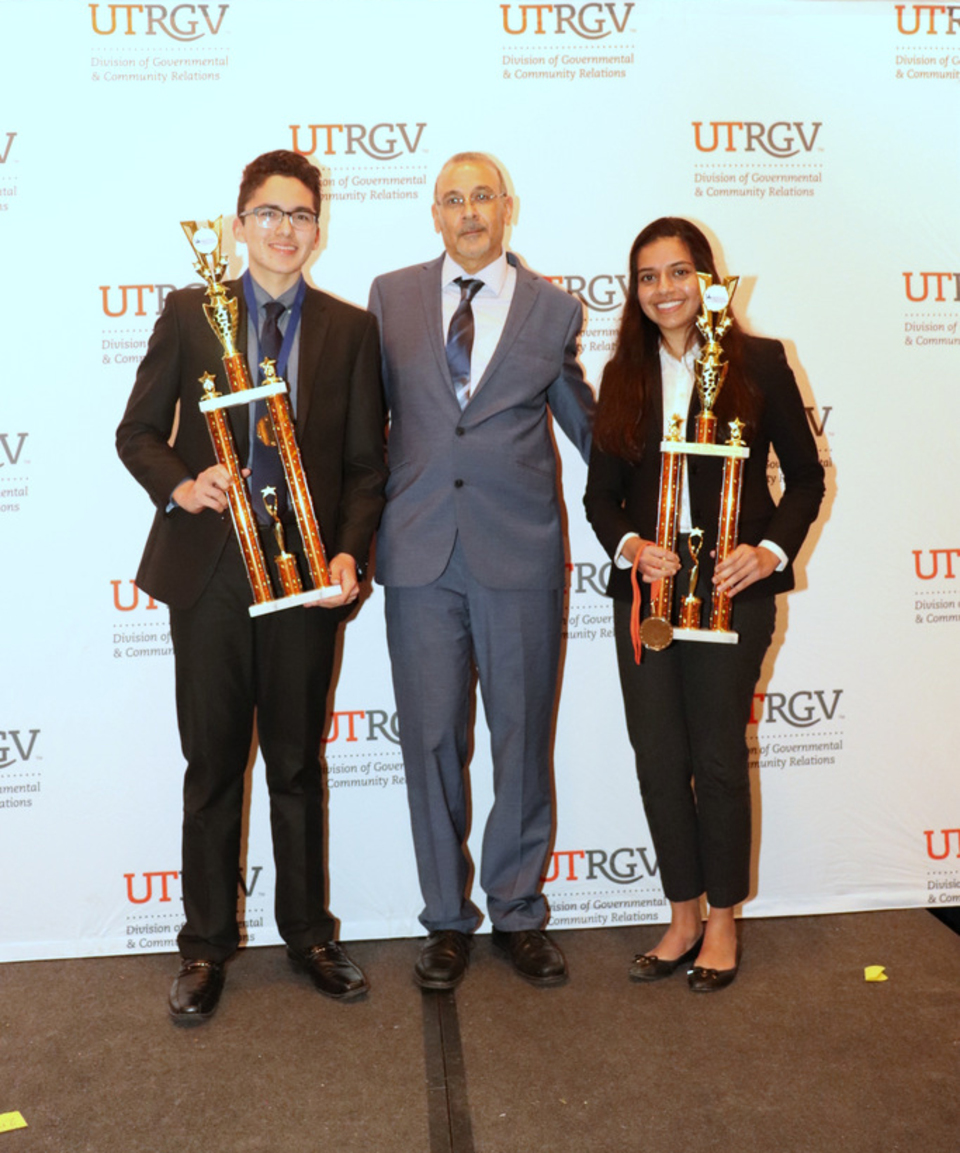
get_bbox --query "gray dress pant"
[385,537,563,933]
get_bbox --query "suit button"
[455,427,464,437]
[454,479,464,488]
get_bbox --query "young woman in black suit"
[584,218,824,991]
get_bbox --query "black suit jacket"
[117,280,386,609]
[584,335,824,604]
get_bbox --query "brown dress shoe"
[414,930,471,990]
[168,959,224,1025]
[287,941,369,1001]
[491,928,567,987]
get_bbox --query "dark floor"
[2,910,958,1152]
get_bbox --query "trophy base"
[248,584,343,617]
[673,627,739,645]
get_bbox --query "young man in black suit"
[117,150,386,1023]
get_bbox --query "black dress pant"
[169,533,340,961]
[612,583,775,909]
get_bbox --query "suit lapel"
[418,258,453,392]
[470,256,537,398]
[296,286,329,432]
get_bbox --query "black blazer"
[117,280,387,609]
[583,335,824,604]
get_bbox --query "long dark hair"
[594,217,759,462]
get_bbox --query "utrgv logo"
[125,865,262,903]
[500,3,634,38]
[693,121,822,157]
[290,123,426,161]
[805,406,831,438]
[101,284,183,317]
[913,549,960,579]
[903,272,960,302]
[895,5,960,34]
[324,709,401,746]
[112,581,161,611]
[0,730,40,770]
[924,829,960,859]
[547,274,628,311]
[543,847,658,884]
[750,690,843,728]
[0,433,28,467]
[89,4,228,40]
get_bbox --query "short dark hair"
[237,150,322,216]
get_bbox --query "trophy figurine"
[262,487,303,598]
[678,529,704,631]
[638,272,749,651]
[183,216,339,615]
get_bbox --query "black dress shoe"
[687,947,741,993]
[287,941,369,1001]
[491,928,567,987]
[629,934,704,983]
[414,930,471,990]
[168,958,224,1025]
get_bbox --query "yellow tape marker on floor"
[0,1112,27,1134]
[864,965,888,982]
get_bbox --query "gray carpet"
[2,910,957,1152]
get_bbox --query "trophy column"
[638,414,685,652]
[197,372,273,607]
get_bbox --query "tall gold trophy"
[638,273,749,651]
[181,217,340,616]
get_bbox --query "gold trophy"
[182,217,340,616]
[638,273,749,651]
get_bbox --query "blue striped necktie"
[250,301,287,523]
[445,277,483,409]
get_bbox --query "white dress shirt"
[441,251,516,401]
[614,342,787,571]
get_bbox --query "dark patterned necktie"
[250,301,287,524]
[445,277,483,409]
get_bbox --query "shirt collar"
[441,250,509,297]
[249,274,303,312]
[658,339,699,375]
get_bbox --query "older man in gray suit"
[369,152,594,990]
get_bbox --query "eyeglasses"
[239,206,318,231]
[436,191,508,212]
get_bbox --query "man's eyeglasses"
[436,191,508,212]
[239,206,318,231]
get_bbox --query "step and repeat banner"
[2,0,958,961]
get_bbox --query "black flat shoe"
[687,947,741,993]
[629,934,704,983]
[414,930,472,991]
[168,958,224,1025]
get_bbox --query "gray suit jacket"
[369,253,594,590]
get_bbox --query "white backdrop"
[2,0,958,962]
